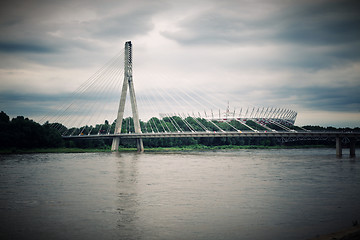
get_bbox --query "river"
[0,148,359,240]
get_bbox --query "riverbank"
[143,144,329,152]
[0,148,112,154]
[306,225,360,240]
[0,144,330,154]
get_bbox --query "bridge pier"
[136,138,144,152]
[336,137,342,157]
[111,137,120,151]
[336,136,357,157]
[111,137,143,152]
[350,138,356,157]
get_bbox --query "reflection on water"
[115,152,141,240]
[0,149,359,240]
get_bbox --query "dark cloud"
[0,42,55,53]
[0,0,166,56]
[0,92,66,117]
[163,0,360,46]
[269,43,360,70]
[268,85,360,112]
[162,0,360,70]
[275,0,360,46]
[161,12,260,45]
[0,90,121,121]
[0,0,169,71]
[89,3,166,39]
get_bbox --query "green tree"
[0,111,9,123]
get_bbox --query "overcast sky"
[0,0,359,127]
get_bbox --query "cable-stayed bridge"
[43,41,359,156]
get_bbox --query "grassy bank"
[142,144,330,152]
[0,148,112,154]
[0,144,330,154]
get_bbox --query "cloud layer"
[0,0,359,127]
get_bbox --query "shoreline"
[306,225,360,240]
[0,144,331,154]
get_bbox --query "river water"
[0,148,359,240]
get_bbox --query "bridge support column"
[350,138,356,157]
[137,138,144,152]
[111,137,120,151]
[336,137,342,157]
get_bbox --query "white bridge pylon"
[111,41,143,152]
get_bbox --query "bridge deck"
[63,131,360,140]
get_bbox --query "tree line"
[0,111,63,149]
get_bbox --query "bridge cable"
[46,49,124,132]
[67,53,124,135]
